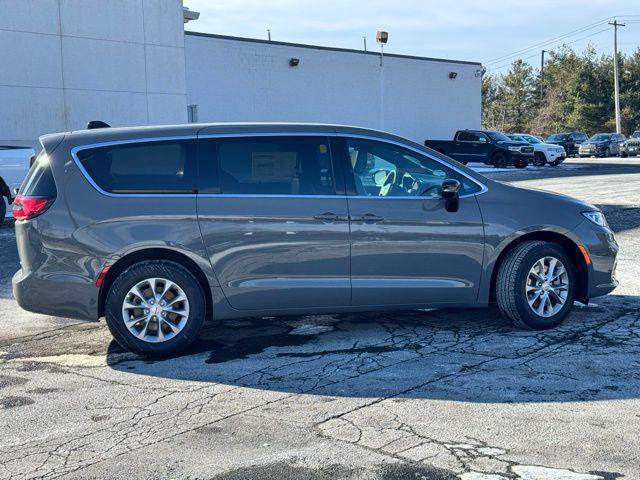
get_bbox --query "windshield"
[487,131,511,142]
[521,135,541,144]
[590,134,611,142]
[547,133,568,141]
[507,135,525,142]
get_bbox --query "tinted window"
[217,137,335,195]
[76,140,197,194]
[19,153,56,197]
[345,138,481,198]
[456,131,482,142]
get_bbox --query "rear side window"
[19,153,57,197]
[216,136,335,195]
[76,140,197,194]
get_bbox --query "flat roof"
[185,31,482,67]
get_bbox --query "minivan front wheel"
[105,260,205,355]
[496,241,575,330]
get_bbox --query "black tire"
[548,160,562,167]
[105,260,206,356]
[602,148,610,158]
[514,158,528,169]
[621,151,628,158]
[0,197,6,227]
[492,152,509,168]
[496,241,576,330]
[533,152,547,167]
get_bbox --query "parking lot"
[1,157,640,480]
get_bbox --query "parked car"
[0,145,35,224]
[425,130,534,168]
[545,132,588,157]
[13,123,618,355]
[579,133,625,158]
[621,131,640,158]
[507,134,567,167]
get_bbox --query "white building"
[0,1,481,149]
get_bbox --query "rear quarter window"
[75,140,197,194]
[19,153,57,197]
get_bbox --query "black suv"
[545,132,588,157]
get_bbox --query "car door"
[453,131,489,164]
[196,134,351,311]
[334,136,485,306]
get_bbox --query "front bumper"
[570,220,619,299]
[545,150,566,162]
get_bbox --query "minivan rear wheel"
[105,260,206,356]
[496,241,575,330]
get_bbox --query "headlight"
[508,146,521,152]
[582,211,608,227]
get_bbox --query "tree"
[481,44,637,136]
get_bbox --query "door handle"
[353,213,384,223]
[314,212,340,222]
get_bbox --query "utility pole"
[363,36,367,51]
[609,20,625,133]
[540,50,546,102]
[267,29,271,41]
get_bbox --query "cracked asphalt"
[1,157,639,480]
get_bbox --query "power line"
[484,17,613,65]
[487,26,612,73]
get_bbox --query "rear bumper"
[13,267,99,321]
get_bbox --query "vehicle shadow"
[479,159,640,182]
[107,294,640,403]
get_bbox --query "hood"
[497,141,529,147]
[583,140,609,146]
[495,180,597,215]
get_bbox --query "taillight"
[12,195,53,220]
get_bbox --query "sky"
[184,0,640,73]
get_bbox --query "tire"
[514,157,528,169]
[0,197,6,227]
[621,151,628,158]
[496,241,575,330]
[492,152,509,168]
[548,159,562,167]
[105,260,206,356]
[602,148,610,158]
[533,152,547,167]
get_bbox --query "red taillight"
[12,195,52,221]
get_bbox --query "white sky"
[184,0,640,72]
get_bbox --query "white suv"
[0,146,34,223]
[509,134,567,167]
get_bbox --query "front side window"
[76,140,197,194]
[345,138,481,198]
[217,136,335,195]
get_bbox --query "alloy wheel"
[525,256,569,318]
[121,277,190,343]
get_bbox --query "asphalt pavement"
[1,156,639,480]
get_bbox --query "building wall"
[0,0,188,149]
[185,33,481,143]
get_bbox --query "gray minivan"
[12,123,619,355]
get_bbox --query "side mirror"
[442,179,460,212]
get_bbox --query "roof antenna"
[87,120,111,129]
